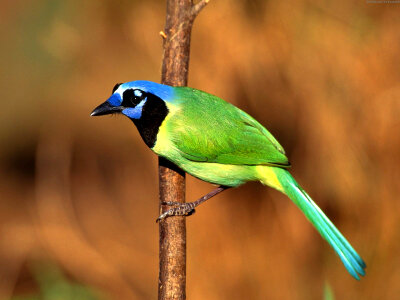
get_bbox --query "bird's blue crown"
[107,80,174,107]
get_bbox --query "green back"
[166,87,290,167]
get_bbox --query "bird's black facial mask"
[120,89,147,119]
[91,87,146,118]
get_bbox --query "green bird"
[91,80,366,279]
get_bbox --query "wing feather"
[168,88,290,167]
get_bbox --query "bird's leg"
[156,186,230,222]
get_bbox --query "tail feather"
[263,167,366,279]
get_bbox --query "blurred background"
[1,0,399,299]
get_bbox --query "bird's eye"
[121,89,146,107]
[112,83,122,94]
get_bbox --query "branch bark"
[158,1,208,299]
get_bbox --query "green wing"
[168,87,290,167]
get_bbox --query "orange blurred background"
[1,0,399,299]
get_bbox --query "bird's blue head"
[91,80,175,148]
[91,80,174,119]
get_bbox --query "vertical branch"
[158,1,208,299]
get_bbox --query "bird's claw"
[156,202,196,222]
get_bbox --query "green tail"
[273,168,366,279]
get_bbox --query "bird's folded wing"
[170,108,290,167]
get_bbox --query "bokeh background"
[1,0,399,299]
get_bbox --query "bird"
[91,80,366,280]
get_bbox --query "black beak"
[91,101,123,116]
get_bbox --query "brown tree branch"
[158,1,208,299]
[191,0,210,20]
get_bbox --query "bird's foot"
[156,202,196,222]
[156,186,229,222]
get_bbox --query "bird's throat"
[132,94,169,149]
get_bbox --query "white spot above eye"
[134,89,143,98]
